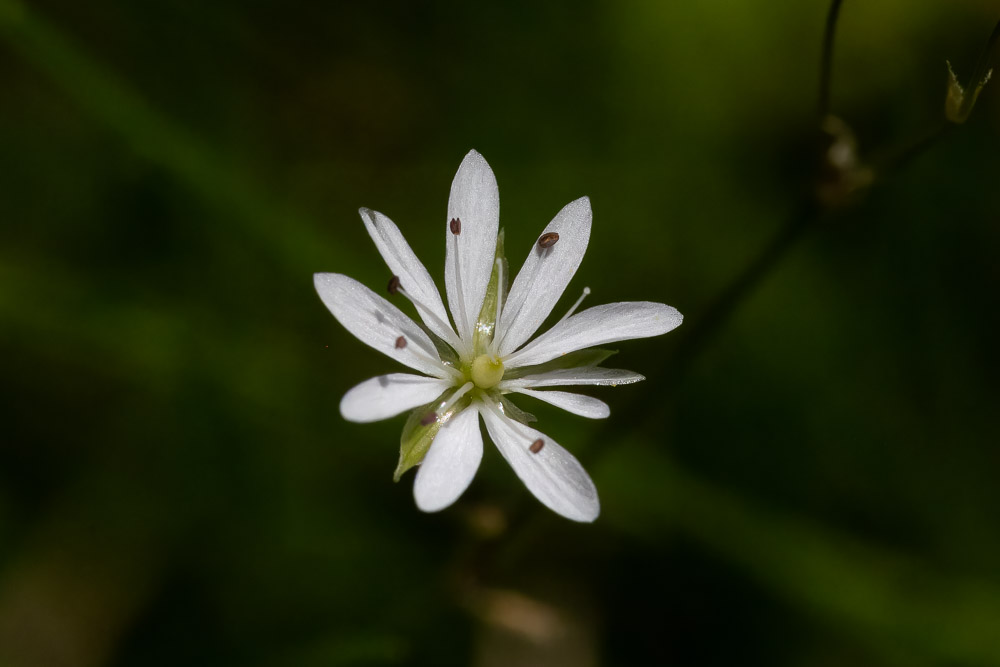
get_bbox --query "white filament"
[397,286,463,351]
[452,232,470,343]
[439,381,475,413]
[556,287,591,325]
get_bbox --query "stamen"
[387,275,401,295]
[395,286,456,342]
[451,223,470,341]
[537,232,559,249]
[492,260,538,352]
[439,381,474,414]
[391,328,463,381]
[420,412,438,426]
[556,287,591,325]
[389,281,464,353]
[529,438,545,454]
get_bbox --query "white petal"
[359,208,459,346]
[340,374,451,423]
[503,302,683,368]
[479,404,599,522]
[414,407,483,512]
[496,197,592,355]
[445,150,499,344]
[511,388,610,419]
[314,273,453,379]
[501,367,645,388]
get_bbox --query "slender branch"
[469,114,957,644]
[665,202,820,382]
[874,121,951,177]
[818,0,846,118]
[480,0,963,578]
[584,200,823,442]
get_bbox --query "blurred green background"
[1,0,999,665]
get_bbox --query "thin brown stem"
[874,121,951,177]
[818,0,846,118]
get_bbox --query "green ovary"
[470,354,505,389]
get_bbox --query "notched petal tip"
[414,496,447,513]
[446,148,500,342]
[339,374,451,424]
[453,150,498,191]
[338,403,362,423]
[454,149,493,180]
[413,480,454,512]
[358,207,382,228]
[559,196,592,226]
[313,272,337,290]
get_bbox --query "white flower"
[315,150,682,522]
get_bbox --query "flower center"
[470,354,504,389]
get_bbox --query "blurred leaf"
[0,0,341,272]
[601,443,1000,666]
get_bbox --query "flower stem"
[818,0,846,119]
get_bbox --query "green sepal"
[410,311,460,368]
[498,393,536,425]
[473,228,507,352]
[945,60,992,124]
[503,348,618,380]
[423,326,460,368]
[393,387,471,482]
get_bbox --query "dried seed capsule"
[529,438,545,454]
[387,275,401,295]
[395,336,407,349]
[537,232,559,249]
[449,217,462,235]
[420,412,438,426]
